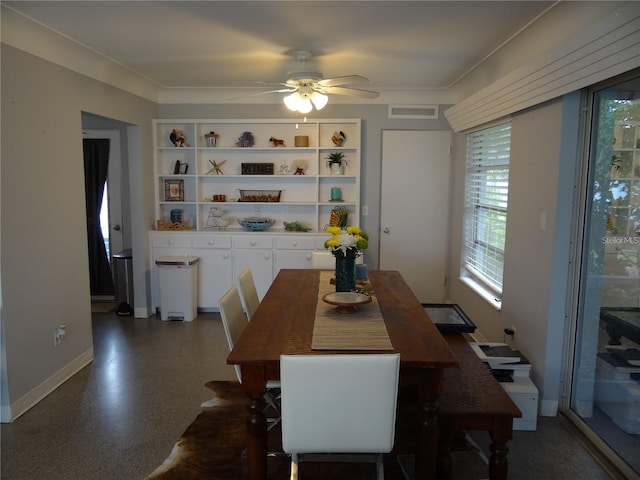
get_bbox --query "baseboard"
[1,347,93,423]
[134,306,152,318]
[540,399,558,417]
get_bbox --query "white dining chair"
[311,251,365,270]
[280,353,401,480]
[219,285,281,427]
[237,266,260,320]
[311,251,335,270]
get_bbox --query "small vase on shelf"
[325,152,347,176]
[329,163,343,175]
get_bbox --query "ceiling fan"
[245,50,379,113]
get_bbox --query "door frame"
[83,129,123,300]
[562,70,640,479]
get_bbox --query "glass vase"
[334,255,356,292]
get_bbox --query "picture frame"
[422,303,476,334]
[164,179,184,201]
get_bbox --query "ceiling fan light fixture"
[284,91,317,114]
[310,92,328,110]
[284,92,301,111]
[297,98,313,114]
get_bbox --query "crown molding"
[1,4,162,102]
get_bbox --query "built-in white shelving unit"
[150,118,361,311]
[153,118,361,232]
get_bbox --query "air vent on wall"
[388,104,439,119]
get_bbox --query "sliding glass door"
[568,70,640,478]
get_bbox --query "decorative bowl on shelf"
[238,217,276,231]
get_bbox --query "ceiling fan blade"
[317,75,369,87]
[228,88,296,101]
[324,86,380,99]
[255,81,290,87]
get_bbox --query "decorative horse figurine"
[269,137,285,147]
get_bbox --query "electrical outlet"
[54,325,66,346]
[504,326,516,338]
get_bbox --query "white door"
[380,130,451,303]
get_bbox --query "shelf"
[153,118,361,231]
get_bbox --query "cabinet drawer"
[192,235,232,249]
[275,236,316,250]
[315,237,330,250]
[233,236,274,249]
[151,235,191,248]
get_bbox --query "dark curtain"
[83,138,115,296]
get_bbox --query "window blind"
[463,122,511,297]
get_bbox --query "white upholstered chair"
[237,266,260,320]
[219,285,281,427]
[280,353,401,480]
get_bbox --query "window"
[461,122,511,307]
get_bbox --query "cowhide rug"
[145,381,488,480]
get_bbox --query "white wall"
[446,95,582,414]
[0,45,157,420]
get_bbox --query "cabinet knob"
[168,239,175,245]
[208,240,215,245]
[293,241,298,247]
[250,241,257,246]
[306,253,312,260]
[223,253,230,259]
[264,253,271,260]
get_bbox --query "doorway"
[83,129,123,301]
[566,70,640,478]
[380,130,452,302]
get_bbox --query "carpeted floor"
[145,381,489,480]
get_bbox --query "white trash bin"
[156,256,199,321]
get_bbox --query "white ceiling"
[2,1,563,103]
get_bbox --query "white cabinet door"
[274,250,313,274]
[233,250,273,300]
[380,130,452,303]
[193,235,233,309]
[273,236,316,274]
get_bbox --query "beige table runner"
[311,271,393,350]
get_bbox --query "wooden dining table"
[227,269,458,480]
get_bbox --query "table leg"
[416,368,443,480]
[488,421,512,480]
[488,442,509,480]
[242,367,268,480]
